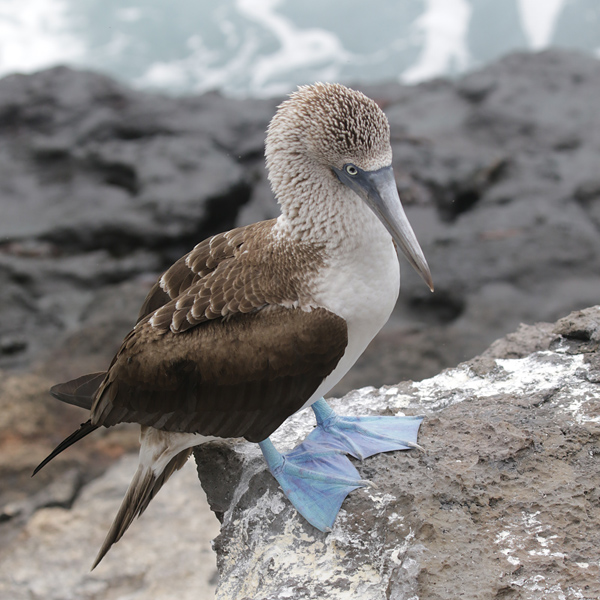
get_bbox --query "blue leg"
[259,437,370,532]
[304,398,424,460]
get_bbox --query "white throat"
[292,186,401,407]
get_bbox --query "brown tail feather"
[32,420,100,476]
[50,372,106,410]
[91,447,193,570]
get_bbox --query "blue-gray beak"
[334,164,434,291]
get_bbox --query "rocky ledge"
[194,306,600,600]
[1,308,598,599]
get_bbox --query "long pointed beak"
[334,165,434,291]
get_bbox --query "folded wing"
[92,305,347,442]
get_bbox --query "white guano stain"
[414,352,586,409]
[218,344,598,598]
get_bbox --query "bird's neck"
[273,178,389,256]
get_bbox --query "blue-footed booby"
[34,83,433,568]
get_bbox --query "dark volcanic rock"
[0,66,275,369]
[0,68,253,248]
[334,49,600,394]
[194,306,600,600]
[1,50,599,382]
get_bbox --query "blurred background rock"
[0,2,599,598]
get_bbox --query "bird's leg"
[306,398,424,460]
[258,437,370,532]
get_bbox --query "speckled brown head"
[266,83,392,175]
[266,83,393,202]
[265,82,433,291]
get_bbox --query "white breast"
[302,216,401,408]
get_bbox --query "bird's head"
[266,83,433,292]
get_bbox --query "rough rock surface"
[194,306,600,600]
[0,457,220,600]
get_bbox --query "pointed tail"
[50,372,106,410]
[33,420,100,476]
[33,373,106,475]
[92,429,197,569]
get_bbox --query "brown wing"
[136,220,278,323]
[91,306,347,443]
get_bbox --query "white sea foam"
[0,0,84,76]
[517,0,566,49]
[236,0,349,96]
[0,0,594,97]
[401,0,472,84]
[137,0,350,97]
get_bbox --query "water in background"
[0,0,598,96]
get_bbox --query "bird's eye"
[345,164,358,176]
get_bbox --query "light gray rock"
[0,456,220,600]
[195,307,600,599]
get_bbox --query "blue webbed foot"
[305,398,424,460]
[259,438,370,532]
